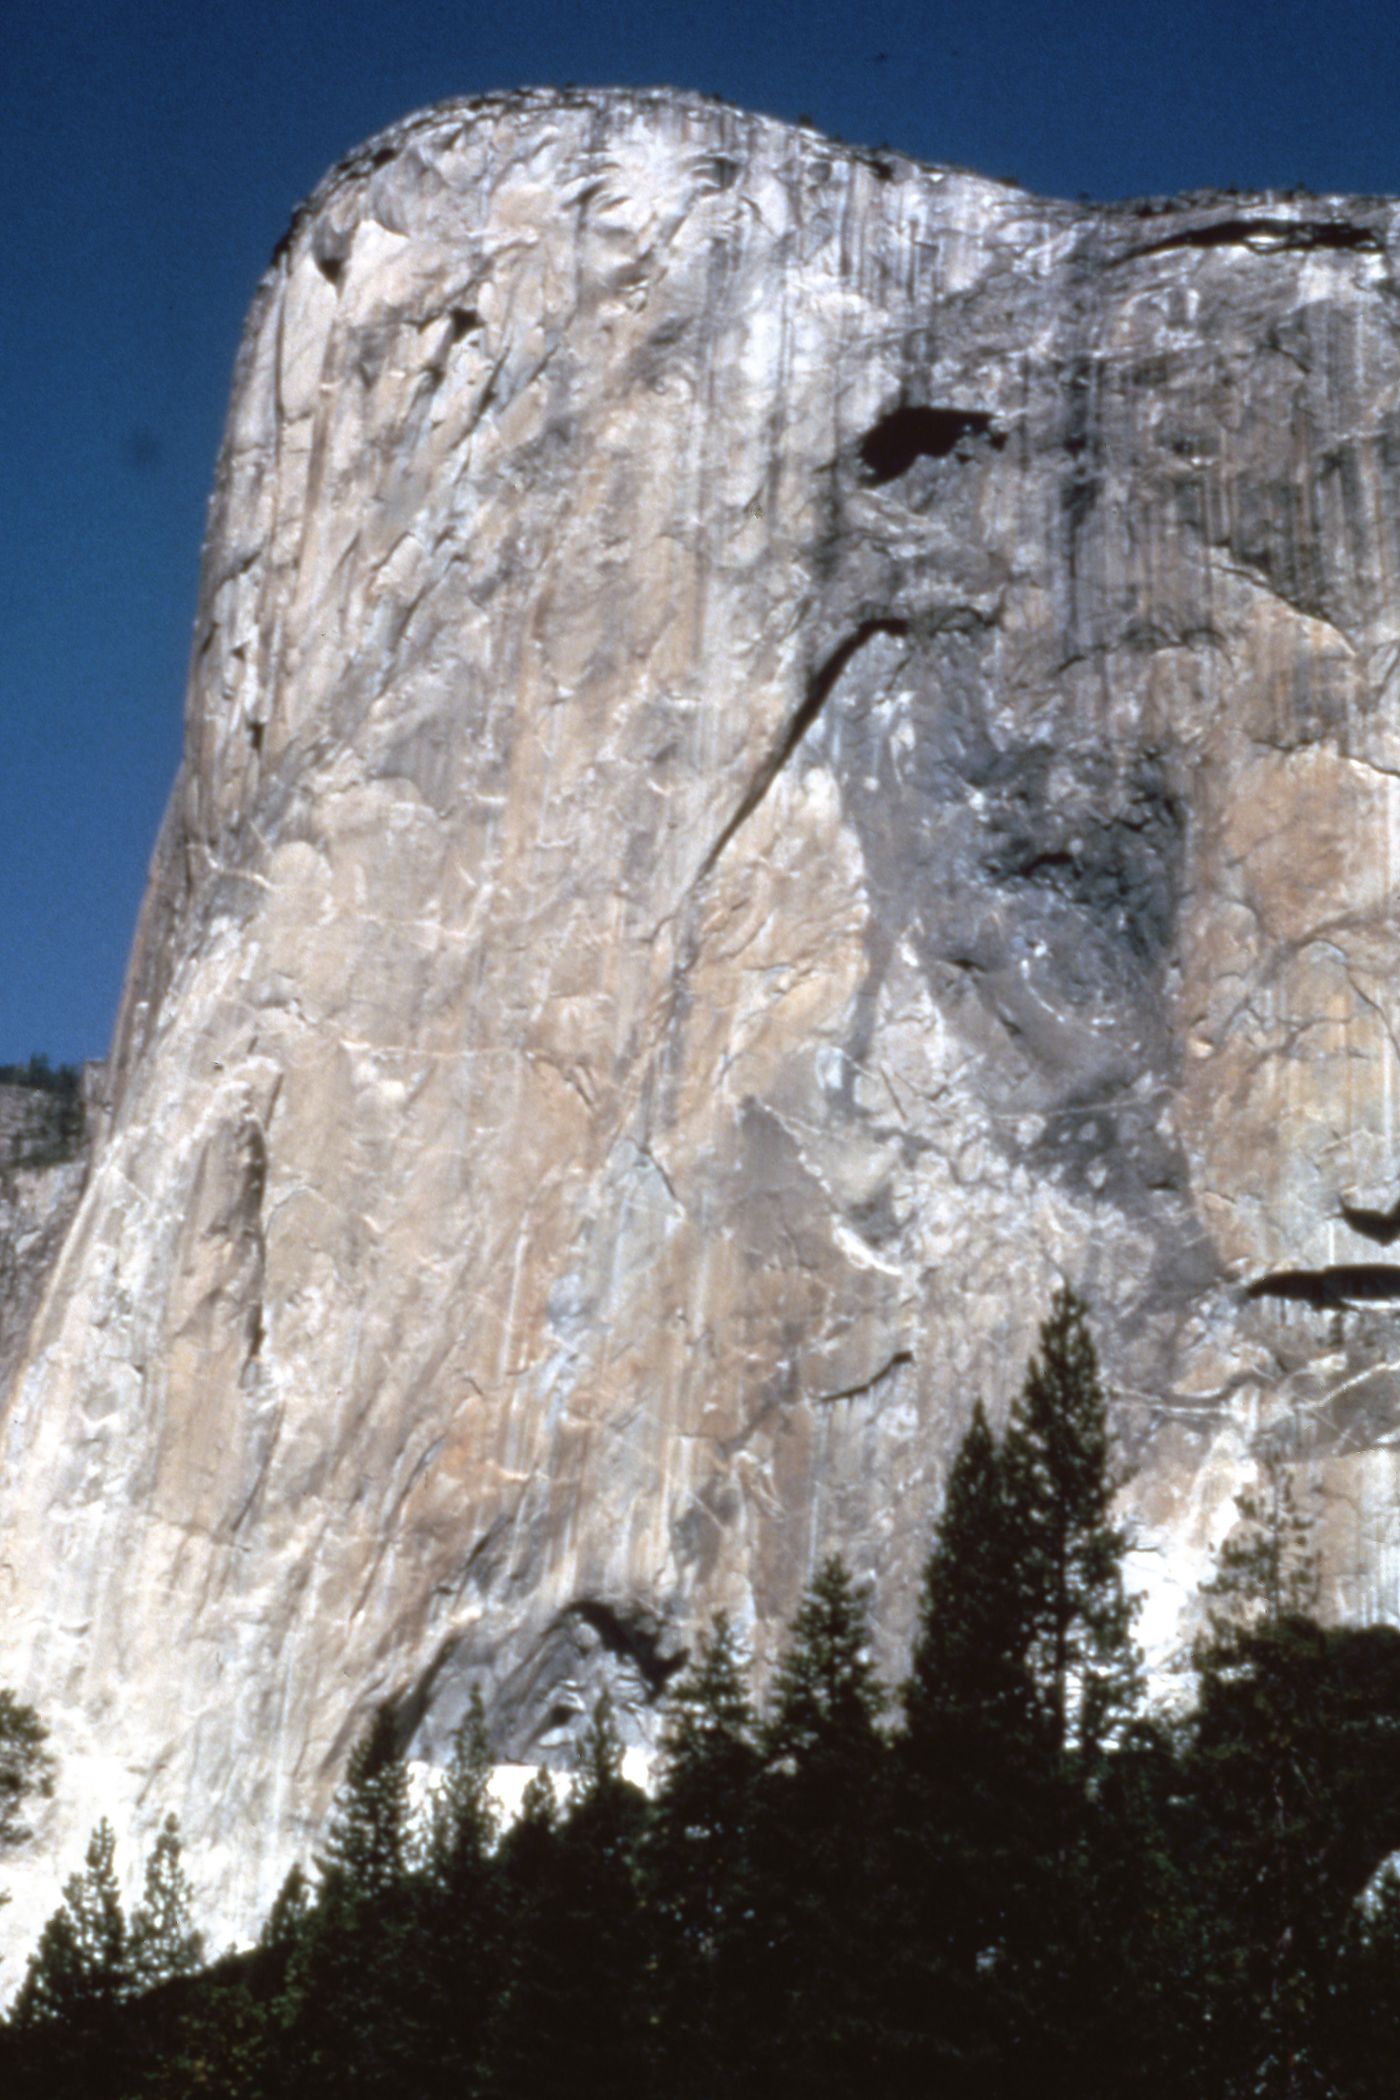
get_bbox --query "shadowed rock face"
[6,85,1400,1970]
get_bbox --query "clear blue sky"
[5,0,1400,1067]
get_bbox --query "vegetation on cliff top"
[0,1057,85,1169]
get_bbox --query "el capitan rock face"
[6,86,1400,1969]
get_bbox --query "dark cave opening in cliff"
[858,404,1001,483]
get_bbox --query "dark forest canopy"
[5,1288,1400,2099]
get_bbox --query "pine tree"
[12,1817,130,2028]
[316,1701,414,1915]
[0,1688,55,1862]
[484,1766,562,2099]
[506,1763,557,1855]
[1002,1287,1142,1772]
[902,1400,1040,1755]
[982,1293,1143,2094]
[281,1702,424,2100]
[763,1555,887,1780]
[259,1861,312,1972]
[413,1690,504,2100]
[1189,1459,1334,2097]
[651,1615,759,1964]
[1202,1453,1320,1643]
[892,1402,1047,2094]
[130,1813,205,1990]
[420,1687,499,1904]
[647,1616,761,2100]
[487,1705,650,2100]
[10,1818,134,2098]
[557,1695,650,2094]
[747,1557,893,2099]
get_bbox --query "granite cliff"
[6,85,1400,1972]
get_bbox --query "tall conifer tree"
[282,1702,423,2100]
[1004,1292,1144,2085]
[316,1701,414,1914]
[647,1614,761,2099]
[11,1818,133,2098]
[749,1557,892,2099]
[902,1399,1038,1754]
[12,1817,129,2029]
[487,1700,649,2100]
[1002,1287,1141,1772]
[130,1813,205,1990]
[893,1401,1045,2094]
[420,1687,499,1905]
[413,1688,503,2099]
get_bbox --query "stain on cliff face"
[798,613,1190,1224]
[978,750,1185,986]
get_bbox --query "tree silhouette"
[1003,1287,1141,1773]
[647,1614,761,2098]
[749,1557,893,2097]
[130,1814,204,1990]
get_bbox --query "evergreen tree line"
[0,1054,84,1165]
[0,1056,80,1100]
[6,1289,1400,2098]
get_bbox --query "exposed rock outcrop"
[7,86,1400,1973]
